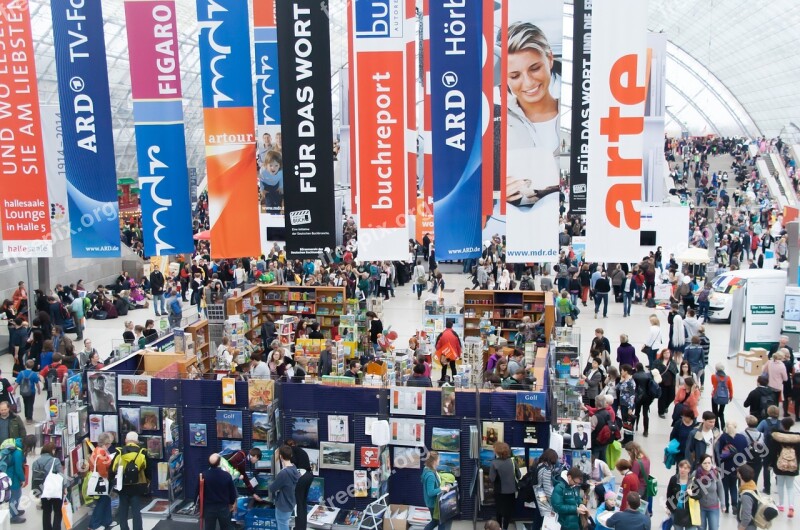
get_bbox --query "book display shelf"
[462,290,555,344]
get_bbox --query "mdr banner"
[197,0,262,258]
[350,0,409,261]
[254,0,284,218]
[585,0,648,262]
[429,0,483,260]
[498,0,561,262]
[277,0,337,258]
[124,0,195,256]
[51,0,120,257]
[0,0,52,257]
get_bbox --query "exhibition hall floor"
[2,264,798,530]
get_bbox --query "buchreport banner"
[569,0,591,213]
[276,0,337,258]
[124,0,194,256]
[499,0,562,263]
[585,0,647,262]
[429,0,483,260]
[197,0,261,258]
[51,0,120,257]
[350,0,409,261]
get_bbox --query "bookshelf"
[259,285,346,340]
[184,319,212,374]
[462,289,555,344]
[226,286,263,344]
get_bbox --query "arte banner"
[0,0,52,258]
[569,0,591,214]
[124,0,194,256]
[40,106,69,237]
[197,0,262,258]
[276,0,337,258]
[254,0,284,218]
[51,0,120,257]
[497,0,562,263]
[429,0,482,260]
[585,0,648,262]
[350,0,409,261]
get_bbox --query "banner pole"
[26,259,35,324]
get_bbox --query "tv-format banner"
[569,0,591,214]
[585,0,648,262]
[197,0,261,258]
[498,0,561,263]
[350,0,409,261]
[51,0,120,257]
[276,0,337,258]
[254,0,284,218]
[429,0,483,260]
[124,0,194,257]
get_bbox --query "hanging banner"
[420,0,434,244]
[276,0,337,258]
[642,33,667,205]
[51,0,120,258]
[40,106,69,238]
[569,0,591,214]
[350,0,409,261]
[124,0,195,256]
[498,0,562,263]
[405,1,417,222]
[0,0,52,258]
[254,0,284,217]
[197,0,262,258]
[480,0,494,218]
[585,0,647,262]
[429,0,483,260]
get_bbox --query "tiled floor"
[4,263,798,530]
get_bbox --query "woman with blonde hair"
[421,451,453,530]
[642,315,662,367]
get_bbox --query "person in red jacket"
[435,320,462,385]
[615,459,640,511]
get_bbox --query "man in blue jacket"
[202,454,238,530]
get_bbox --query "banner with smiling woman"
[496,0,563,263]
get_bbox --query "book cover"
[189,424,207,447]
[216,410,243,439]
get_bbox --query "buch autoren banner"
[51,0,121,257]
[276,0,337,258]
[197,0,262,258]
[124,0,195,256]
[569,0,591,214]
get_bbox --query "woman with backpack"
[13,359,41,424]
[710,363,734,430]
[716,420,749,514]
[770,417,800,516]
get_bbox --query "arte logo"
[290,210,312,225]
[354,0,403,38]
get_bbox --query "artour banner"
[0,0,51,257]
[569,0,591,214]
[124,0,194,256]
[51,0,121,257]
[197,0,261,258]
[585,0,648,262]
[276,0,337,258]
[350,0,409,261]
[254,0,284,218]
[429,0,483,260]
[498,0,561,263]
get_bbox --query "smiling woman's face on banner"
[507,48,554,109]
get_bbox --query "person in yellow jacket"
[111,432,148,530]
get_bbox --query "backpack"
[45,368,59,391]
[596,412,622,445]
[519,278,531,291]
[741,490,779,528]
[19,371,34,397]
[59,303,70,320]
[647,376,662,399]
[713,376,730,405]
[517,469,537,502]
[776,445,798,473]
[760,393,778,420]
[119,447,145,486]
[0,472,10,503]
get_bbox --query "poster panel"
[744,276,786,350]
[569,0,591,213]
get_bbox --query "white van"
[707,269,787,322]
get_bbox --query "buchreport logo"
[290,210,312,225]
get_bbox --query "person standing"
[167,289,183,330]
[150,265,166,316]
[2,438,26,524]
[0,401,26,441]
[552,467,589,530]
[690,455,723,530]
[287,440,314,530]
[268,445,301,530]
[710,363,733,430]
[716,421,748,514]
[665,460,694,530]
[593,272,611,318]
[13,360,41,424]
[769,417,800,516]
[202,454,237,530]
[69,293,85,340]
[606,492,651,530]
[421,451,453,530]
[615,460,640,512]
[32,442,63,529]
[435,320,462,384]
[737,465,759,530]
[112,432,149,530]
[654,349,678,418]
[489,442,520,530]
[88,432,115,530]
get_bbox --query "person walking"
[626,443,652,515]
[666,460,694,530]
[716,421,748,514]
[2,438,27,524]
[690,454,723,530]
[770,417,800,516]
[13,360,42,424]
[632,363,656,437]
[685,412,720,469]
[593,272,611,318]
[757,405,782,495]
[435,321,462,384]
[111,432,149,530]
[88,432,114,530]
[421,451,453,530]
[269,445,301,530]
[32,442,63,530]
[741,416,764,485]
[150,265,166,316]
[710,363,733,430]
[202,454,237,530]
[737,465,759,530]
[489,442,520,530]
[617,365,637,431]
[288,440,314,530]
[654,349,678,418]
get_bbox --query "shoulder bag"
[41,459,64,499]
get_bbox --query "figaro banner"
[51,0,120,257]
[124,0,195,256]
[429,0,483,260]
[585,0,648,262]
[197,0,262,258]
[349,0,409,261]
[276,0,337,258]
